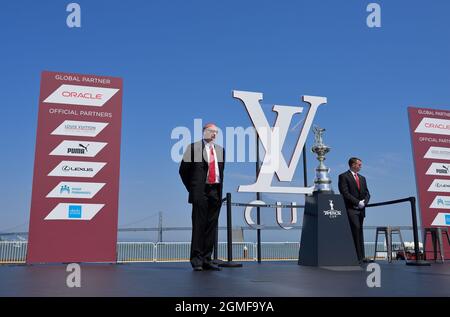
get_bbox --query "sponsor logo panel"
[51,120,108,137]
[48,161,106,178]
[430,212,450,226]
[424,147,450,161]
[427,179,450,193]
[46,182,106,199]
[44,203,105,221]
[429,196,450,209]
[49,140,107,157]
[425,163,450,176]
[415,117,450,136]
[43,84,119,107]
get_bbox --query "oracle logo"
[44,84,119,107]
[415,117,450,136]
[61,91,103,100]
[424,122,450,130]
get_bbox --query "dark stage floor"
[1,261,449,297]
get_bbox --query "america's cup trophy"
[312,126,332,192]
[298,126,360,267]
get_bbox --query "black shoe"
[203,263,221,271]
[193,266,203,271]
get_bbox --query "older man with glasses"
[179,123,225,271]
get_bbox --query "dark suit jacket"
[179,140,225,204]
[338,170,370,217]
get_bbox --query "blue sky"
[1,0,449,242]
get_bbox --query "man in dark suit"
[338,157,371,264]
[179,123,224,271]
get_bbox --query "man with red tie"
[179,123,224,271]
[338,157,371,264]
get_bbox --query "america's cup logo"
[323,200,342,219]
[233,90,327,195]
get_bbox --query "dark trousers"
[347,210,365,261]
[190,184,221,267]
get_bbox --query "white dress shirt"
[350,170,364,208]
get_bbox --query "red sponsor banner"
[408,107,450,259]
[27,71,123,263]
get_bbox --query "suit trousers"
[190,184,221,267]
[347,209,365,261]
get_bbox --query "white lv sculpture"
[233,90,327,195]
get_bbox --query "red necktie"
[208,146,216,184]
[355,173,360,190]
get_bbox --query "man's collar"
[203,139,214,147]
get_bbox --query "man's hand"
[358,200,365,209]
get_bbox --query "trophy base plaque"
[298,192,360,267]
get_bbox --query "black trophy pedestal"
[298,192,360,267]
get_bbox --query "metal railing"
[0,241,407,264]
[217,242,256,261]
[0,241,27,264]
[155,242,190,262]
[260,242,300,261]
[117,242,155,263]
[220,194,427,266]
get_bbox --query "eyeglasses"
[205,129,218,134]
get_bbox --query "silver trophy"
[312,126,332,192]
